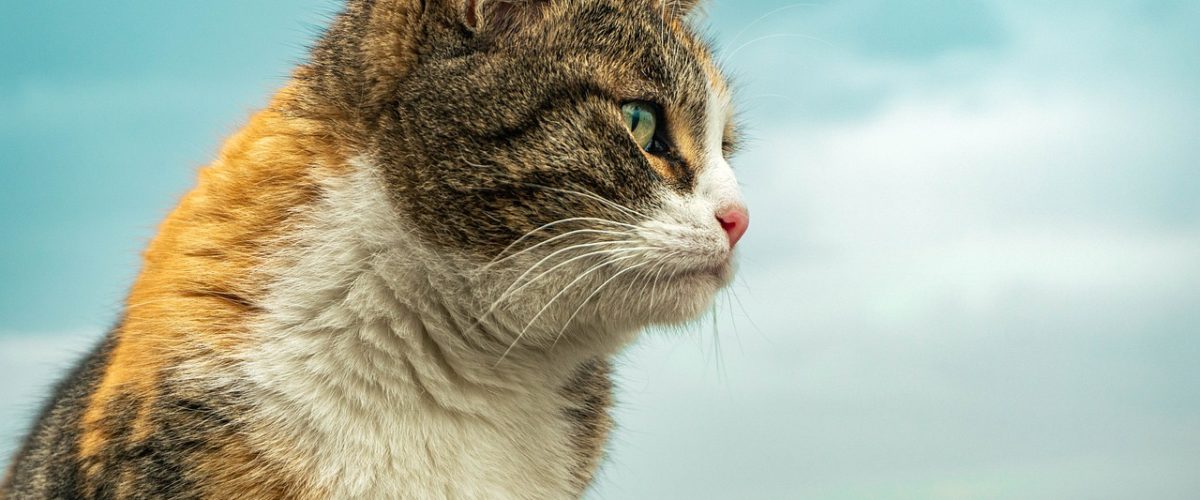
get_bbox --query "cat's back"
[3,335,113,499]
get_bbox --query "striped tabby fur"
[2,0,744,497]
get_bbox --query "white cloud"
[593,3,1200,499]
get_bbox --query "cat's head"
[304,0,746,354]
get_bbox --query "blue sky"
[2,1,1198,498]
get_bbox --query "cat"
[1,0,747,497]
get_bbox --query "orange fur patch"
[78,85,348,495]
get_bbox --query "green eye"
[622,102,660,152]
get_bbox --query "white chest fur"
[236,167,585,499]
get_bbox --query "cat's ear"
[461,0,550,34]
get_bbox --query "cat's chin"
[562,273,726,344]
[634,263,734,327]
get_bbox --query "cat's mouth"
[662,258,734,286]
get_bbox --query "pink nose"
[716,205,749,249]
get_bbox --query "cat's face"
[314,0,746,351]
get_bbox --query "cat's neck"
[245,159,594,385]
[232,162,593,497]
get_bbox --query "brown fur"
[4,0,736,497]
[561,359,616,490]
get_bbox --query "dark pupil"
[630,110,643,131]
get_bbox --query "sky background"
[2,1,1198,498]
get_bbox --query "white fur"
[698,81,743,213]
[222,81,743,499]
[236,165,586,499]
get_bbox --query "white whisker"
[726,2,819,50]
[719,33,835,67]
[497,257,650,365]
[493,243,652,308]
[485,227,633,269]
[469,244,646,334]
[550,254,669,348]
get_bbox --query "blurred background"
[2,1,1198,498]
